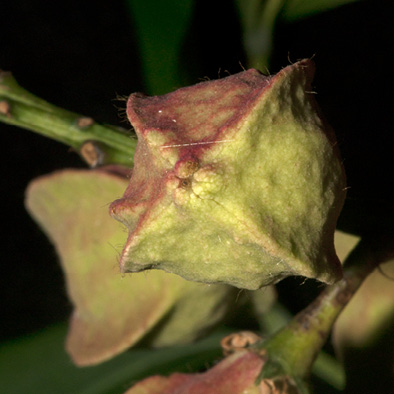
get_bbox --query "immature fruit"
[110,60,346,290]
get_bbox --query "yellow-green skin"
[110,59,346,290]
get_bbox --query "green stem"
[0,71,136,167]
[256,235,392,383]
[260,302,345,389]
[235,0,287,70]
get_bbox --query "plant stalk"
[0,71,136,167]
[256,235,393,383]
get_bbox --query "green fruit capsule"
[110,59,346,290]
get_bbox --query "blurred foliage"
[0,324,230,394]
[125,0,194,94]
[280,0,364,22]
[126,0,365,89]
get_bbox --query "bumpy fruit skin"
[110,59,346,290]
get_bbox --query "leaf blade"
[281,0,364,22]
[125,0,194,94]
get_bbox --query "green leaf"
[0,324,230,394]
[235,0,287,70]
[125,0,194,95]
[281,0,364,22]
[25,169,236,366]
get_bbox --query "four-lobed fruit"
[110,59,346,290]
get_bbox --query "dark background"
[1,0,393,342]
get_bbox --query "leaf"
[125,0,194,95]
[25,169,235,366]
[0,323,230,394]
[332,259,394,392]
[235,0,287,69]
[333,258,394,349]
[334,229,360,263]
[281,0,364,22]
[124,350,267,394]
